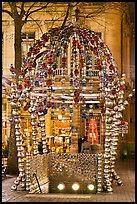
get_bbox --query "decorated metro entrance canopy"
[10,21,129,120]
[8,19,134,193]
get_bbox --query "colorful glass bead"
[43,109,48,115]
[74,80,79,87]
[82,113,86,119]
[35,81,39,87]
[88,71,93,77]
[46,79,52,86]
[46,101,52,108]
[89,113,93,118]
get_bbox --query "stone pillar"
[70,131,79,153]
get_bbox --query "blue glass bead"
[90,82,93,86]
[36,111,38,114]
[56,52,60,57]
[30,79,34,83]
[69,108,73,113]
[44,90,47,94]
[35,81,39,87]
[89,98,93,101]
[82,109,86,113]
[70,80,73,86]
[51,111,54,116]
[70,72,73,77]
[105,82,108,87]
[103,68,106,73]
[43,109,48,115]
[82,113,86,119]
[53,64,57,69]
[52,103,56,109]
[36,73,39,77]
[82,83,86,87]
[87,60,92,65]
[88,71,93,77]
[44,99,47,104]
[44,73,47,77]
[89,113,93,118]
[9,117,14,122]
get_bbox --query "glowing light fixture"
[58,114,62,120]
[87,184,95,191]
[57,183,65,190]
[72,183,80,191]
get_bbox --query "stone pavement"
[2,159,135,202]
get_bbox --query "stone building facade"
[2,2,135,157]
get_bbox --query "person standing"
[81,137,91,153]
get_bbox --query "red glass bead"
[100,42,104,47]
[27,52,31,57]
[120,86,125,91]
[98,65,103,70]
[62,57,66,62]
[74,69,79,76]
[24,106,28,111]
[78,44,83,49]
[20,71,24,75]
[74,97,79,103]
[73,40,78,45]
[42,63,47,68]
[48,59,53,64]
[46,101,52,108]
[17,84,22,90]
[109,64,115,71]
[121,120,125,125]
[28,67,32,71]
[48,68,53,74]
[24,82,30,88]
[46,79,52,86]
[99,103,104,108]
[112,90,116,95]
[91,39,95,45]
[101,108,106,113]
[38,107,43,113]
[63,44,68,49]
[10,67,14,72]
[94,35,99,42]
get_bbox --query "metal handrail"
[33,173,42,193]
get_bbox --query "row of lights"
[57,182,95,191]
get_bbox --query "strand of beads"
[97,153,103,193]
[110,76,125,185]
[29,95,39,156]
[79,35,87,120]
[37,96,48,154]
[103,84,113,193]
[25,152,31,191]
[9,64,26,191]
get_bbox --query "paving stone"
[2,159,135,202]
